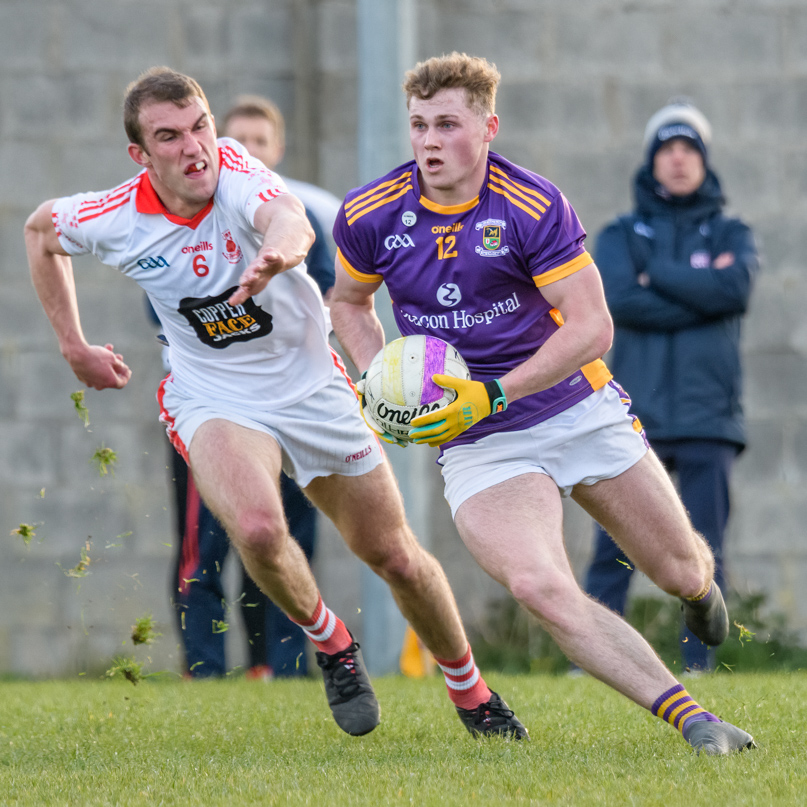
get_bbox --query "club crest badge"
[221,230,243,264]
[475,218,509,257]
[483,226,501,250]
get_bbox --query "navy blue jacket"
[596,165,759,447]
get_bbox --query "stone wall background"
[2,0,806,677]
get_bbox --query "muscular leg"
[455,472,678,709]
[572,451,714,600]
[188,419,319,621]
[304,459,467,661]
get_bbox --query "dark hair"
[124,67,210,149]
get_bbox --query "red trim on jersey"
[76,176,141,224]
[178,475,201,595]
[328,347,385,454]
[157,375,190,463]
[219,144,253,175]
[135,170,214,230]
[329,347,357,396]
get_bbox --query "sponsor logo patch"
[179,286,273,348]
[436,283,462,307]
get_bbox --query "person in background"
[582,99,759,672]
[222,95,342,265]
[164,94,339,680]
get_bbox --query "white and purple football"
[363,335,470,443]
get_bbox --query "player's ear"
[128,142,151,168]
[483,114,499,143]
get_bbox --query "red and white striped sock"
[434,645,492,710]
[290,595,353,656]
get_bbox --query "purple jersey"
[334,151,612,446]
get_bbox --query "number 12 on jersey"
[436,235,458,260]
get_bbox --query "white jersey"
[52,137,334,411]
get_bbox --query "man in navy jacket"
[583,100,759,672]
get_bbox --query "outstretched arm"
[24,200,131,390]
[228,193,315,306]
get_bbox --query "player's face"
[409,88,498,206]
[652,139,706,197]
[224,115,283,170]
[127,97,219,218]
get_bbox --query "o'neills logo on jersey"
[221,230,243,264]
[179,286,272,349]
[182,241,213,254]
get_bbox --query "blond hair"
[403,52,500,116]
[124,67,210,149]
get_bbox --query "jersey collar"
[412,160,484,215]
[135,169,214,230]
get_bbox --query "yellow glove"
[356,371,408,448]
[410,375,507,447]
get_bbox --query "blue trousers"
[584,439,739,671]
[169,447,316,678]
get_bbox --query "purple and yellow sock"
[651,684,721,739]
[684,581,713,603]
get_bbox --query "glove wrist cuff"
[484,379,507,414]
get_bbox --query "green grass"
[0,673,799,806]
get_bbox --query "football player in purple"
[331,52,755,755]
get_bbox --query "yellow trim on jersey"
[490,165,551,207]
[547,307,612,391]
[345,171,411,216]
[347,179,414,226]
[487,182,545,222]
[418,194,479,215]
[532,252,593,287]
[489,171,549,216]
[581,359,612,390]
[337,248,382,283]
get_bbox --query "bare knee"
[647,531,714,598]
[354,528,424,586]
[508,571,586,633]
[231,509,288,564]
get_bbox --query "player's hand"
[409,375,507,447]
[355,372,407,448]
[66,343,131,390]
[228,248,288,307]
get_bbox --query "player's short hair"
[124,67,210,149]
[403,52,500,117]
[222,95,285,150]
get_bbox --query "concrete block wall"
[2,0,807,678]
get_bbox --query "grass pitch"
[0,672,799,806]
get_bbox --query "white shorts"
[158,367,384,487]
[439,382,649,517]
